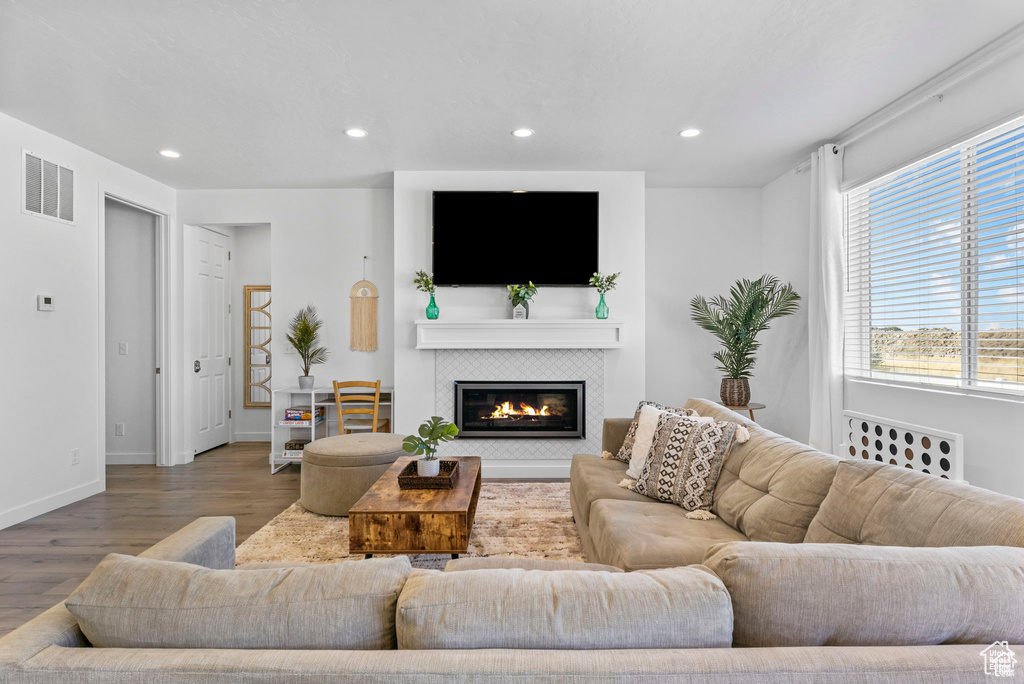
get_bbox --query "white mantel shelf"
[415,318,624,350]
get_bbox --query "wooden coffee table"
[348,456,481,559]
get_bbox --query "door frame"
[183,224,234,457]
[97,188,173,468]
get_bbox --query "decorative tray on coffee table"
[397,459,460,490]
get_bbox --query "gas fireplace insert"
[454,381,585,438]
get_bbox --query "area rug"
[236,482,584,569]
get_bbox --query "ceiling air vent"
[23,150,74,224]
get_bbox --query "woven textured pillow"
[612,401,695,462]
[623,413,746,518]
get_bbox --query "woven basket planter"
[720,378,750,407]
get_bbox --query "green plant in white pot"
[689,274,800,407]
[507,282,537,319]
[286,304,329,390]
[402,416,460,476]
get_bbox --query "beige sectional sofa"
[2,397,1024,682]
[572,398,1024,569]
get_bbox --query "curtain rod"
[793,21,1024,174]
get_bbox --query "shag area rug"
[236,482,584,569]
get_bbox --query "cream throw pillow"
[611,400,695,462]
[627,405,668,479]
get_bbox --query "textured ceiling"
[2,0,1023,189]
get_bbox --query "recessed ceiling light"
[159,150,180,158]
[678,128,702,138]
[511,128,534,138]
[512,190,527,193]
[345,128,368,138]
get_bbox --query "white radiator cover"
[841,410,965,482]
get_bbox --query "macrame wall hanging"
[350,256,378,352]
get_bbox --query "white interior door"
[188,226,231,454]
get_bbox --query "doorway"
[104,198,158,464]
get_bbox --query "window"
[844,118,1024,395]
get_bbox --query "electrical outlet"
[118,342,128,356]
[115,423,126,436]
[70,448,80,466]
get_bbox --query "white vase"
[298,375,314,390]
[417,458,440,477]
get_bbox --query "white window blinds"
[844,118,1024,395]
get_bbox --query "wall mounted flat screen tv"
[432,191,599,286]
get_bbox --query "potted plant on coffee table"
[402,416,460,476]
[507,281,538,319]
[286,304,329,389]
[689,274,800,406]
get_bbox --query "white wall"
[645,188,810,442]
[393,171,646,475]
[104,199,157,464]
[225,224,272,441]
[0,112,176,530]
[177,191,395,449]
[758,47,1024,497]
[759,171,812,442]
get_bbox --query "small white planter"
[417,458,441,477]
[298,375,314,390]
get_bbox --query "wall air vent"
[23,150,74,224]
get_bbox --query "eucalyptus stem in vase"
[507,282,537,320]
[589,271,620,319]
[414,270,439,320]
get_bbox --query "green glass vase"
[595,293,609,319]
[425,293,439,320]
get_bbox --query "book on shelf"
[279,418,324,427]
[285,438,312,451]
[283,450,305,460]
[284,406,325,421]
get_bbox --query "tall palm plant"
[690,275,800,404]
[286,304,329,378]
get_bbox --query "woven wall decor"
[350,279,378,351]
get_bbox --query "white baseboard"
[106,452,156,465]
[0,479,104,531]
[480,459,571,479]
[232,432,271,442]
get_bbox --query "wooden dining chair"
[333,380,390,435]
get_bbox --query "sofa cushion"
[64,554,412,649]
[569,454,651,527]
[626,413,740,514]
[396,566,732,650]
[805,459,1024,547]
[614,401,696,462]
[444,557,623,572]
[590,499,749,571]
[704,541,1024,648]
[685,398,840,543]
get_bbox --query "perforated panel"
[841,410,964,481]
[42,160,58,217]
[24,154,41,213]
[58,165,74,221]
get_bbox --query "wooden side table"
[722,402,766,421]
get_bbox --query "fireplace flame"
[490,401,550,418]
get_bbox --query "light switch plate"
[37,295,54,311]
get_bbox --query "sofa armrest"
[0,604,89,672]
[137,517,236,569]
[602,418,632,456]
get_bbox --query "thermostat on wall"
[37,295,54,312]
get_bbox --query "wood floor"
[0,442,299,637]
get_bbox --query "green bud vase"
[595,293,609,319]
[426,293,439,320]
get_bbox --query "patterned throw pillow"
[622,413,748,519]
[611,401,696,463]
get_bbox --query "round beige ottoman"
[300,433,406,516]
